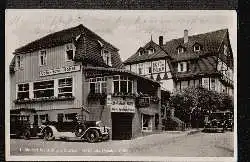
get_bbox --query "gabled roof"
[163,29,228,59]
[14,24,118,54]
[123,40,170,64]
[12,24,124,69]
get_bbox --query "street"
[10,131,234,157]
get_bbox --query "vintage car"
[204,111,233,133]
[10,114,42,139]
[41,120,110,143]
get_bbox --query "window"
[66,44,75,61]
[58,78,73,97]
[101,50,112,66]
[17,83,29,99]
[138,63,144,75]
[89,77,107,94]
[33,80,54,98]
[57,113,64,122]
[15,55,24,69]
[113,75,133,93]
[210,78,215,90]
[177,47,184,54]
[194,45,201,52]
[142,114,152,132]
[65,113,77,121]
[148,48,155,54]
[39,50,47,66]
[178,62,187,72]
[152,60,165,73]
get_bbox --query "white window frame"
[89,77,107,94]
[101,50,112,66]
[177,47,184,54]
[194,45,201,52]
[39,50,47,66]
[65,43,75,62]
[58,77,73,98]
[112,75,133,94]
[16,83,29,100]
[33,80,54,98]
[141,114,153,132]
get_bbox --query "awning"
[139,107,159,116]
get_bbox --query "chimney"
[184,29,188,44]
[159,36,163,46]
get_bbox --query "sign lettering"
[40,65,81,77]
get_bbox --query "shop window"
[58,78,73,97]
[142,114,152,132]
[101,50,112,66]
[65,44,75,61]
[17,83,29,99]
[113,75,133,94]
[89,77,107,94]
[33,80,54,98]
[65,113,77,121]
[39,50,47,66]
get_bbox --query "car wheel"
[86,129,99,143]
[74,125,86,137]
[23,130,31,140]
[44,128,54,141]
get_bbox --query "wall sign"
[110,98,135,113]
[40,65,81,77]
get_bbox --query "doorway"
[111,113,133,140]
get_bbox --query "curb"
[186,129,202,136]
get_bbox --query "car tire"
[86,129,100,143]
[44,128,54,141]
[23,130,31,140]
[74,125,86,137]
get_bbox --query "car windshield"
[96,121,104,127]
[210,113,224,120]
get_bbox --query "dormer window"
[194,45,201,52]
[139,50,143,56]
[65,44,75,61]
[177,47,184,54]
[101,50,112,66]
[148,48,155,54]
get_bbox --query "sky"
[6,10,237,64]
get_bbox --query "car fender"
[43,125,60,138]
[80,127,101,138]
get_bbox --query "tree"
[169,87,234,128]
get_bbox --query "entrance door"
[111,113,133,140]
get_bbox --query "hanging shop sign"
[110,98,135,113]
[40,65,81,77]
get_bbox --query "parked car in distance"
[41,120,110,143]
[204,110,233,133]
[10,114,42,139]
